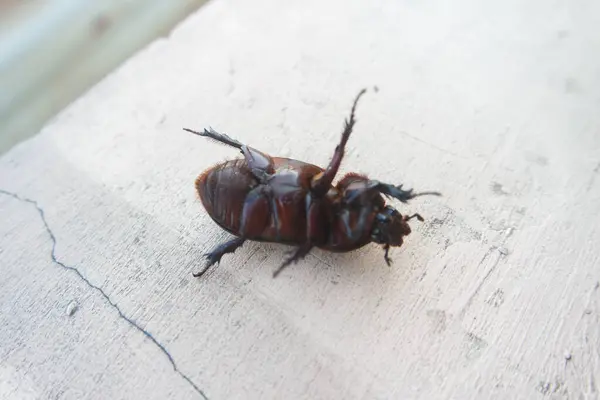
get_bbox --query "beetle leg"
[404,213,424,222]
[184,127,244,149]
[372,182,442,203]
[272,244,313,278]
[340,179,440,205]
[383,244,392,266]
[185,127,274,181]
[193,237,246,277]
[311,88,367,196]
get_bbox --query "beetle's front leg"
[404,213,424,222]
[371,181,441,203]
[193,237,246,277]
[185,127,274,181]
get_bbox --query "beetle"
[184,88,441,277]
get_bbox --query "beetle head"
[371,206,423,247]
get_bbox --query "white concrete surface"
[1,0,599,399]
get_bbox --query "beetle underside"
[185,88,441,277]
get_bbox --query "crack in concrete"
[0,189,208,400]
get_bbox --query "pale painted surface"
[0,0,209,154]
[1,0,599,399]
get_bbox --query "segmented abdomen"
[196,159,257,235]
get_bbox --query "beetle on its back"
[185,89,441,277]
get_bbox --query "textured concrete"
[1,0,599,399]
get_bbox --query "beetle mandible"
[184,88,441,277]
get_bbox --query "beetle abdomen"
[196,159,257,235]
[196,157,325,244]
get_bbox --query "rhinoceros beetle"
[185,88,440,277]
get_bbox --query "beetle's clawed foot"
[384,254,393,267]
[203,251,223,266]
[383,245,393,266]
[192,253,221,277]
[394,185,415,203]
[272,260,294,278]
[375,182,442,204]
[192,269,208,278]
[379,184,418,203]
[192,237,246,278]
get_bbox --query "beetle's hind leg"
[193,237,246,277]
[185,127,275,181]
[375,182,442,203]
[184,127,244,150]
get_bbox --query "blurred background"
[0,0,209,155]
